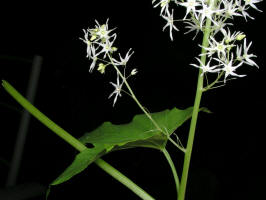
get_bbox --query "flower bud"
[225,39,230,44]
[90,35,97,41]
[131,68,138,75]
[236,34,246,41]
[112,47,118,52]
[97,63,107,74]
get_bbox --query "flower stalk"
[178,16,213,200]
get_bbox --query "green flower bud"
[97,63,107,74]
[225,39,230,44]
[112,47,118,52]
[90,35,97,41]
[236,34,246,41]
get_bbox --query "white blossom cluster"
[80,19,137,106]
[152,0,262,84]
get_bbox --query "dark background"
[0,1,265,200]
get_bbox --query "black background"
[0,1,265,200]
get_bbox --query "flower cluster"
[192,34,258,83]
[152,0,262,84]
[80,19,137,106]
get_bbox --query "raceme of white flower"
[80,19,137,106]
[152,0,262,84]
[191,32,257,83]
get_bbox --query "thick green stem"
[95,159,154,200]
[177,17,213,200]
[162,148,179,199]
[2,80,155,200]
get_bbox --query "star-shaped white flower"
[88,45,99,73]
[236,0,255,20]
[237,39,259,68]
[201,36,232,59]
[179,0,200,19]
[190,57,220,75]
[112,48,134,66]
[80,29,92,58]
[91,19,117,42]
[221,28,245,44]
[244,0,263,12]
[215,55,246,82]
[184,20,201,40]
[222,0,242,18]
[212,18,233,36]
[196,0,218,27]
[152,0,171,16]
[109,74,123,106]
[162,9,179,41]
[97,35,117,58]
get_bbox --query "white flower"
[97,35,117,58]
[212,19,233,36]
[112,48,134,66]
[88,45,98,72]
[184,20,201,40]
[89,59,97,73]
[244,0,263,12]
[237,39,258,67]
[222,0,242,18]
[162,9,179,41]
[80,29,92,58]
[152,0,171,16]
[190,57,219,75]
[196,0,218,27]
[201,36,232,59]
[109,74,123,106]
[221,28,245,44]
[178,0,200,19]
[236,0,255,20]
[91,19,117,42]
[215,55,245,82]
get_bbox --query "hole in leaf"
[85,143,95,148]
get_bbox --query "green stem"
[202,71,224,92]
[1,80,155,200]
[95,159,155,200]
[162,148,179,199]
[2,80,86,152]
[177,16,213,200]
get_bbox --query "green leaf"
[51,107,207,186]
[79,107,194,150]
[51,145,105,185]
